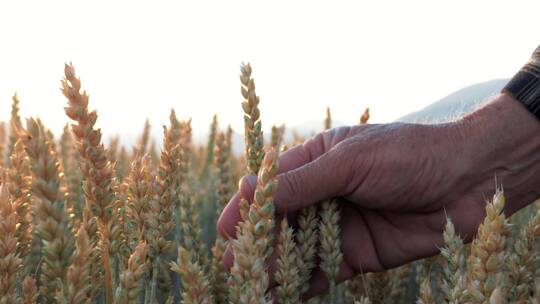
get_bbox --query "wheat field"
[0,62,538,304]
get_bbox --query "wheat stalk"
[441,218,468,303]
[22,118,75,301]
[324,107,332,130]
[125,155,152,248]
[417,277,434,304]
[467,190,510,303]
[177,118,208,269]
[0,180,23,303]
[240,63,264,175]
[270,124,285,150]
[360,108,370,124]
[508,208,540,302]
[115,242,148,304]
[22,275,38,304]
[62,63,116,303]
[6,140,33,263]
[60,124,84,223]
[170,246,214,304]
[275,218,301,304]
[210,131,234,303]
[295,205,319,294]
[319,199,343,301]
[59,225,92,304]
[230,148,278,303]
[0,122,6,168]
[136,119,152,156]
[6,93,24,167]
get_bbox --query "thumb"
[238,142,353,213]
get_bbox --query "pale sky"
[0,1,538,144]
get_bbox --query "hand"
[218,93,540,298]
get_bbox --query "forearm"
[455,93,540,214]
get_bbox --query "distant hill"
[397,79,509,123]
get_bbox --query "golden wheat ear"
[21,117,75,302]
[0,178,23,303]
[467,190,510,303]
[240,63,264,175]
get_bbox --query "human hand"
[218,93,540,298]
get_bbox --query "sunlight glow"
[0,0,538,144]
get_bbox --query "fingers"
[274,144,352,212]
[218,140,353,238]
[218,128,352,237]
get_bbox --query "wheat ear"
[136,118,152,155]
[22,275,38,304]
[6,93,23,166]
[210,131,233,303]
[0,180,23,303]
[508,207,540,302]
[60,124,84,223]
[170,246,214,304]
[324,107,332,130]
[319,199,343,301]
[60,225,92,304]
[62,63,116,303]
[6,140,33,263]
[441,218,468,303]
[275,218,301,303]
[240,63,264,175]
[230,148,278,303]
[22,118,75,301]
[115,242,148,304]
[360,107,370,124]
[417,276,434,304]
[295,205,319,294]
[467,190,510,303]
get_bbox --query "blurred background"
[0,0,538,150]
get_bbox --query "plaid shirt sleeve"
[503,45,540,118]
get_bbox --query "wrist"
[453,93,540,214]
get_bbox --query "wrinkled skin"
[218,94,540,298]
